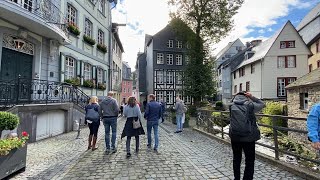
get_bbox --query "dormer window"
[280,41,295,49]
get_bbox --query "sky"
[112,0,319,70]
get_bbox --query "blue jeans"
[176,114,183,131]
[103,117,117,150]
[147,121,159,150]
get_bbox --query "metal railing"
[5,0,67,34]
[196,109,320,166]
[0,77,90,110]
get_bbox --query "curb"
[193,127,320,180]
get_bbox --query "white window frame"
[156,91,164,102]
[278,78,286,96]
[176,54,182,65]
[84,63,91,80]
[157,53,164,64]
[156,71,164,84]
[98,30,104,45]
[85,19,93,37]
[185,96,191,103]
[176,72,182,84]
[167,40,173,48]
[277,56,286,68]
[97,68,103,83]
[65,57,75,79]
[287,56,296,68]
[280,42,286,49]
[167,54,173,65]
[67,4,77,24]
[166,91,173,104]
[176,40,182,48]
[303,93,309,110]
[98,0,105,13]
[167,72,173,84]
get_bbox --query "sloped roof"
[297,3,320,31]
[218,46,252,69]
[286,68,320,89]
[215,39,240,59]
[236,22,288,69]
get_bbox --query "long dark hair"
[127,96,136,108]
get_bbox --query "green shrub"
[200,100,210,107]
[215,101,223,107]
[187,105,197,117]
[259,101,287,136]
[211,112,229,127]
[0,112,19,131]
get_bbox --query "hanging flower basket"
[83,35,96,46]
[97,44,107,53]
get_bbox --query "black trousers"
[231,141,255,180]
[88,122,99,137]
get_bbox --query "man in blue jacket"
[144,94,162,153]
[307,103,320,150]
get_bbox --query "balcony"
[0,0,70,44]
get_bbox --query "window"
[236,46,242,51]
[251,63,255,74]
[167,40,173,48]
[176,54,183,65]
[316,42,320,53]
[239,83,242,92]
[98,0,105,13]
[234,85,237,94]
[167,54,173,65]
[84,63,91,80]
[277,56,296,68]
[98,30,104,45]
[185,55,189,64]
[157,53,164,64]
[318,61,320,68]
[300,93,309,110]
[156,71,164,83]
[85,19,93,37]
[176,40,182,48]
[166,91,173,104]
[65,57,75,79]
[246,81,250,91]
[239,67,245,77]
[97,68,103,83]
[233,72,236,79]
[67,4,77,24]
[309,64,313,72]
[23,0,33,12]
[176,72,182,84]
[185,96,191,103]
[225,54,232,58]
[167,72,173,84]
[277,77,296,97]
[156,91,164,102]
[280,41,295,48]
[123,88,126,93]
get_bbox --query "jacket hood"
[233,95,248,105]
[102,97,113,105]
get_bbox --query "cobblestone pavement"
[62,119,304,180]
[11,125,105,180]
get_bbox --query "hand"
[245,92,253,98]
[311,142,320,150]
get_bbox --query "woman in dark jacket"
[85,96,101,151]
[121,96,145,158]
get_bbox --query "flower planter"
[0,145,27,179]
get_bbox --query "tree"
[168,0,243,106]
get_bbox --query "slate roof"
[235,21,288,69]
[286,68,320,89]
[215,38,240,60]
[218,46,252,70]
[296,3,320,31]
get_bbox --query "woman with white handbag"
[121,96,145,158]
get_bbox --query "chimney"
[250,40,262,47]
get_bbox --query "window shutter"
[60,53,65,82]
[92,65,97,87]
[76,60,82,77]
[299,93,304,109]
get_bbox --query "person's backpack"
[85,107,100,122]
[183,105,188,113]
[229,102,255,137]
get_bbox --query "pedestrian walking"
[144,94,162,153]
[160,100,166,123]
[100,91,120,154]
[175,96,186,133]
[229,91,265,180]
[121,96,145,158]
[85,96,101,151]
[119,103,124,117]
[307,103,320,150]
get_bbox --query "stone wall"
[287,86,320,144]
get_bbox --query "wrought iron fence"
[0,77,90,110]
[196,109,320,166]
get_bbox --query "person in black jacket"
[229,91,265,180]
[85,96,101,151]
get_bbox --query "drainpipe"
[261,58,263,99]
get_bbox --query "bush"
[0,112,19,131]
[200,100,210,107]
[215,101,223,107]
[259,101,287,136]
[171,112,190,128]
[211,112,229,127]
[187,105,197,117]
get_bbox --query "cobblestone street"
[10,117,304,180]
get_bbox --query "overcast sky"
[112,0,318,70]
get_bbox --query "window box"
[97,44,107,53]
[64,78,80,86]
[97,83,106,90]
[83,35,96,46]
[83,79,95,88]
[67,23,81,36]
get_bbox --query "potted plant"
[97,44,107,53]
[67,22,81,36]
[83,35,96,46]
[0,112,28,179]
[83,79,94,88]
[64,77,80,86]
[97,83,106,90]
